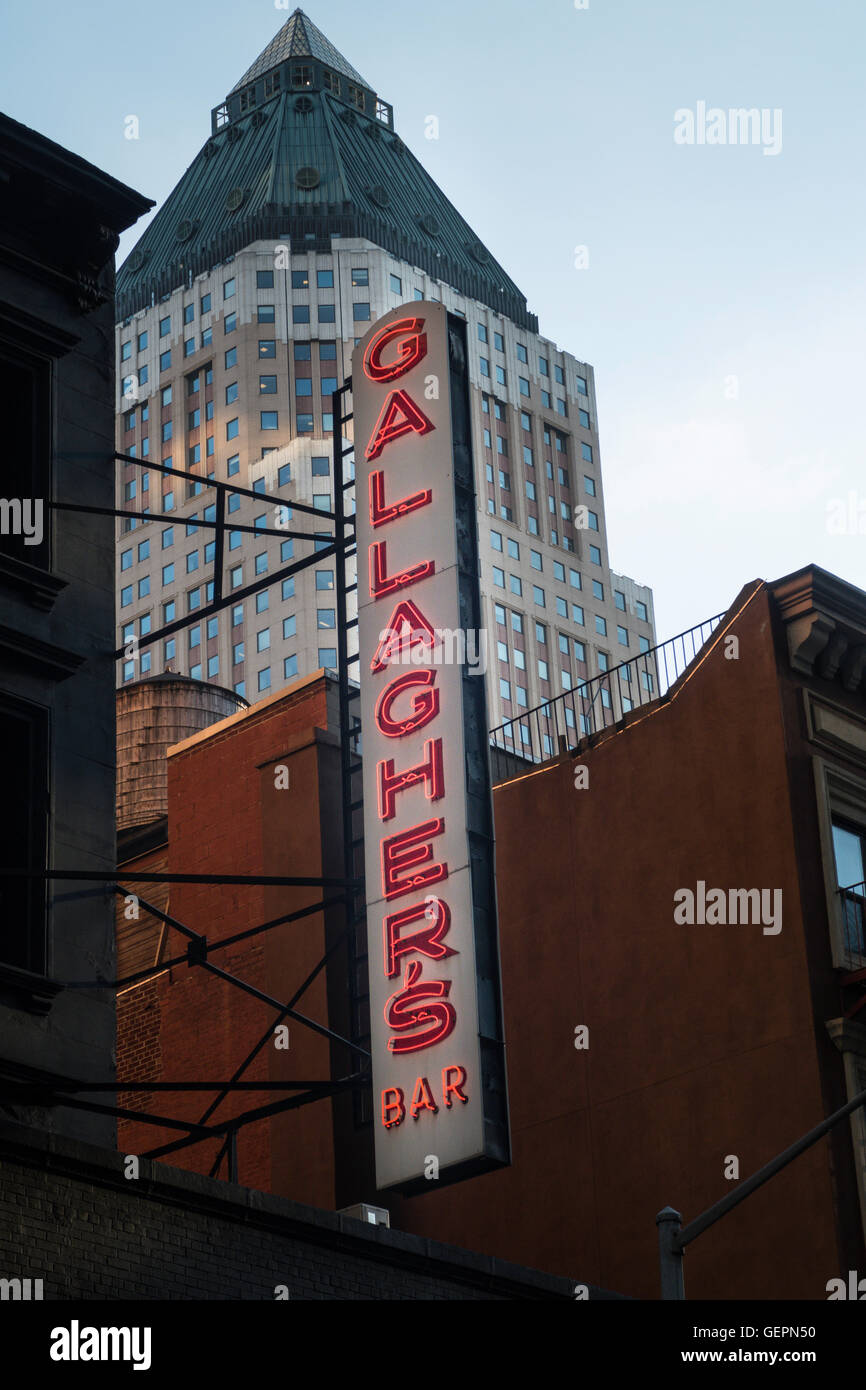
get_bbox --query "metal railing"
[839,883,866,960]
[489,613,726,775]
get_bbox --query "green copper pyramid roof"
[116,12,536,332]
[230,8,369,94]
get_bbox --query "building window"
[224,313,237,334]
[576,375,588,395]
[318,647,338,668]
[636,600,649,622]
[353,302,371,321]
[595,615,607,636]
[224,278,236,299]
[257,270,275,289]
[258,667,271,692]
[260,411,278,430]
[351,268,369,286]
[492,566,505,589]
[0,695,49,970]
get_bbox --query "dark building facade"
[0,113,151,1145]
[115,566,866,1298]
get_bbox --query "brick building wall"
[0,1120,589,1300]
[116,673,346,1205]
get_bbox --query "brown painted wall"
[389,583,845,1298]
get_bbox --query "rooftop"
[116,11,536,330]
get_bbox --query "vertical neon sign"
[353,303,509,1192]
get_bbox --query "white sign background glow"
[352,303,509,1192]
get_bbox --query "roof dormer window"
[292,64,312,88]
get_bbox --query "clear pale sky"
[5,0,864,640]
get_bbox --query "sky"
[4,0,864,641]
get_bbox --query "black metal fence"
[489,613,726,778]
[839,883,866,960]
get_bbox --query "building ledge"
[0,962,64,1015]
[0,622,85,682]
[0,555,67,613]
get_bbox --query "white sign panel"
[353,304,489,1190]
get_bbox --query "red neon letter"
[370,599,436,673]
[369,540,434,600]
[377,738,444,822]
[369,470,432,529]
[363,317,427,383]
[383,898,456,979]
[410,1076,439,1121]
[385,960,456,1054]
[375,669,440,738]
[381,1087,405,1129]
[381,818,447,900]
[365,389,434,462]
[442,1064,469,1108]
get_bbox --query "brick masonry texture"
[0,1120,586,1300]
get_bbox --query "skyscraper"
[115,9,655,742]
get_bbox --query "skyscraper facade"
[114,9,655,742]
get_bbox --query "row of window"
[121,270,373,357]
[121,453,329,525]
[121,649,335,691]
[139,303,368,375]
[477,324,588,394]
[120,573,334,646]
[120,539,332,608]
